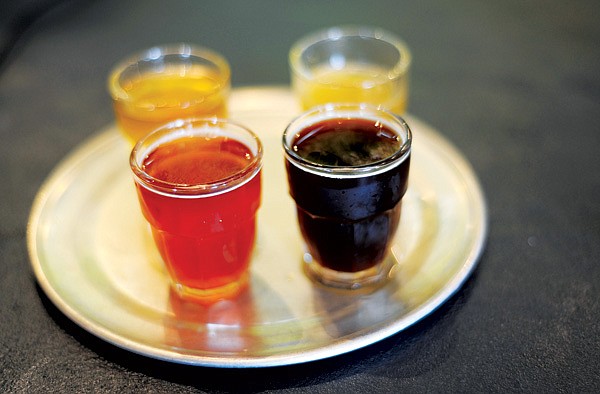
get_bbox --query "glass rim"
[289,25,412,82]
[130,117,263,198]
[282,103,412,177]
[108,43,231,103]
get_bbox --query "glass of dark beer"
[283,104,412,289]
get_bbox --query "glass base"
[170,272,249,304]
[303,252,395,290]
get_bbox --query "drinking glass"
[283,103,412,289]
[289,26,411,114]
[130,118,263,302]
[109,43,230,145]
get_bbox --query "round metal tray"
[27,87,487,367]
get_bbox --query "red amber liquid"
[135,136,261,294]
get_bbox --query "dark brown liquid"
[286,117,410,272]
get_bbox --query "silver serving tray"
[27,87,487,367]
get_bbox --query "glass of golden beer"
[108,43,230,145]
[289,26,411,114]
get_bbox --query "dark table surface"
[2,0,599,392]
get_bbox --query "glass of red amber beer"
[130,118,263,302]
[283,104,412,289]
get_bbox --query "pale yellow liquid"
[294,63,408,114]
[112,65,228,145]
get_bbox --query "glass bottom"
[171,271,249,304]
[302,252,395,290]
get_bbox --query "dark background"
[1,0,599,392]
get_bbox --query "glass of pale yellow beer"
[108,43,230,145]
[289,26,411,114]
